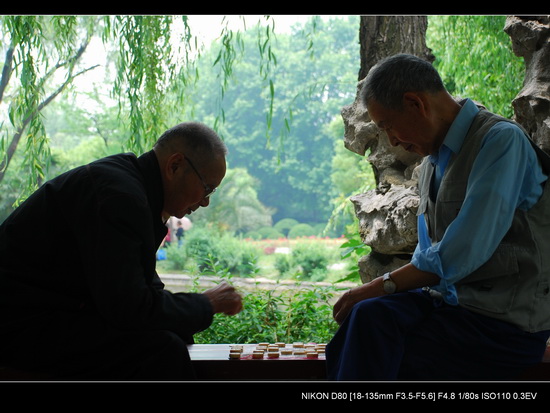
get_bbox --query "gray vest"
[417,109,550,332]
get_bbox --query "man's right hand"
[203,281,243,316]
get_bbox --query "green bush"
[280,287,336,341]
[244,230,262,240]
[215,234,261,276]
[273,242,332,281]
[165,243,188,270]
[288,223,315,238]
[274,253,293,276]
[194,286,338,344]
[256,226,284,240]
[183,226,261,277]
[184,227,219,273]
[291,242,329,281]
[273,218,299,237]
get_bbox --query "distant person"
[326,54,550,380]
[0,122,243,380]
[164,227,172,246]
[176,220,185,247]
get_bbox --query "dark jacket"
[0,151,213,340]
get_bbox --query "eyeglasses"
[183,155,216,199]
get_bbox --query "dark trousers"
[326,289,550,381]
[0,308,195,381]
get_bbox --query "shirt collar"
[429,98,479,166]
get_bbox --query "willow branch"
[0,64,99,182]
[0,42,15,104]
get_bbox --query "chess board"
[187,343,327,380]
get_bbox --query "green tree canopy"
[177,16,361,224]
[1,15,525,231]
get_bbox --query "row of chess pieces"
[229,342,327,359]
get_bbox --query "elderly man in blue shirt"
[327,53,550,380]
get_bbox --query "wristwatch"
[382,272,397,294]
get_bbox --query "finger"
[334,301,352,325]
[332,291,348,318]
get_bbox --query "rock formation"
[504,16,550,156]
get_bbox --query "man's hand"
[203,281,243,316]
[332,277,387,324]
[332,264,440,324]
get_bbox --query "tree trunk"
[358,16,434,81]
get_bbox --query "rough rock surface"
[505,16,550,156]
[351,185,419,256]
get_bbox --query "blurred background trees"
[0,15,522,237]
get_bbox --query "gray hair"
[154,122,227,164]
[360,54,445,110]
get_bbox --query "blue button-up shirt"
[411,99,548,305]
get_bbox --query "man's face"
[162,153,226,219]
[367,94,438,157]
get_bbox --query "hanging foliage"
[0,16,91,197]
[426,15,524,118]
[0,15,275,203]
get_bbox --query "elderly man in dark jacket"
[0,122,242,380]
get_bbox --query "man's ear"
[166,152,184,178]
[403,92,428,116]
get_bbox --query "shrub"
[274,253,293,276]
[291,242,329,280]
[288,223,315,238]
[194,286,338,344]
[244,230,262,240]
[165,243,188,270]
[279,287,336,342]
[273,218,299,237]
[184,226,219,273]
[257,226,284,240]
[216,234,261,276]
[183,226,261,277]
